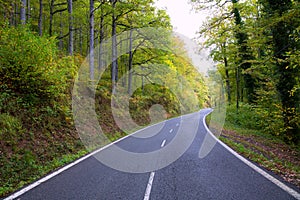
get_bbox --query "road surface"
[4,109,300,200]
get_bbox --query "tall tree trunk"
[68,0,73,55]
[20,0,26,24]
[38,0,43,36]
[10,3,15,26]
[27,0,30,21]
[232,0,255,103]
[221,43,231,105]
[59,11,63,50]
[128,29,133,94]
[15,1,18,26]
[89,0,95,80]
[224,58,231,105]
[74,25,77,52]
[98,4,104,70]
[111,0,118,91]
[235,67,240,111]
[49,0,54,36]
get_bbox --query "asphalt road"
[5,109,300,200]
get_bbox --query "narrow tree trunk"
[20,0,26,24]
[38,0,43,36]
[59,12,63,50]
[68,0,73,55]
[224,59,231,105]
[74,25,77,52]
[111,0,118,91]
[232,0,255,103]
[89,0,95,80]
[10,3,15,26]
[128,29,133,94]
[98,6,104,70]
[15,1,18,26]
[49,0,54,36]
[236,67,240,111]
[98,17,104,69]
[221,43,231,105]
[27,0,30,21]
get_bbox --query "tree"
[191,0,256,109]
[20,0,26,24]
[89,0,94,79]
[231,0,256,106]
[38,0,43,36]
[68,0,73,55]
[111,0,117,91]
[27,0,30,21]
[261,0,300,143]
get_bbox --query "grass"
[0,149,88,197]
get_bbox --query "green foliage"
[0,113,24,145]
[225,103,260,130]
[193,0,300,143]
[0,25,77,104]
[225,102,299,143]
[130,84,181,125]
[0,149,87,197]
[0,25,84,198]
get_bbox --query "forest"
[191,0,300,143]
[0,0,299,197]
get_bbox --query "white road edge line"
[169,129,173,133]
[143,172,155,200]
[4,111,199,200]
[203,109,300,200]
[161,139,166,147]
[4,118,173,200]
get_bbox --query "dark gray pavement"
[6,109,299,200]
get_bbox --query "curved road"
[4,109,300,200]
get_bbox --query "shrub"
[225,103,260,130]
[0,113,24,145]
[0,25,77,105]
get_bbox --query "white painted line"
[3,120,169,200]
[169,129,173,133]
[161,139,166,147]
[203,110,300,200]
[4,110,202,200]
[144,138,167,199]
[143,172,155,200]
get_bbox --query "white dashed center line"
[161,139,166,147]
[169,129,173,133]
[143,138,167,200]
[143,171,155,200]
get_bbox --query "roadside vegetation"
[0,25,85,197]
[206,104,300,188]
[192,0,300,143]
